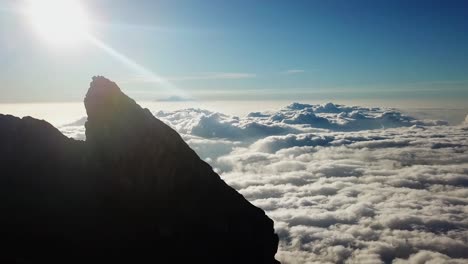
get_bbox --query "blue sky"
[1,0,468,102]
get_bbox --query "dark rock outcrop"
[0,76,279,263]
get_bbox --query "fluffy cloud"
[60,117,86,140]
[60,103,468,263]
[152,103,448,141]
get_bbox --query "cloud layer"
[154,102,448,141]
[61,103,468,263]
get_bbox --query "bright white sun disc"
[25,0,90,46]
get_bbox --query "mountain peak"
[84,76,148,145]
[85,75,129,119]
[0,76,280,263]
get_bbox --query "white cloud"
[124,72,256,83]
[282,69,305,75]
[393,250,468,264]
[149,103,448,142]
[60,117,86,140]
[60,102,468,263]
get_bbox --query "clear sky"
[1,0,468,103]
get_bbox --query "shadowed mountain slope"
[0,76,279,263]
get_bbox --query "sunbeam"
[86,35,189,98]
[17,0,188,99]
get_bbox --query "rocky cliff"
[0,76,279,263]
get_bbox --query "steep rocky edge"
[0,76,279,263]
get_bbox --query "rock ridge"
[0,76,279,263]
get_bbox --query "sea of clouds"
[61,102,468,264]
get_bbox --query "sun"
[25,0,91,46]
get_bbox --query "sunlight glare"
[25,0,90,46]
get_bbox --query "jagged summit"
[85,76,122,117]
[84,75,151,144]
[0,77,280,263]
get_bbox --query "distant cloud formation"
[61,118,86,140]
[61,103,468,263]
[169,72,256,81]
[282,69,305,75]
[155,95,194,102]
[125,72,256,83]
[152,102,448,141]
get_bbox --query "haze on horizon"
[0,0,467,107]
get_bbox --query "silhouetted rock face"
[0,76,280,263]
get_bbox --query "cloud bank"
[153,102,448,142]
[61,103,468,263]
